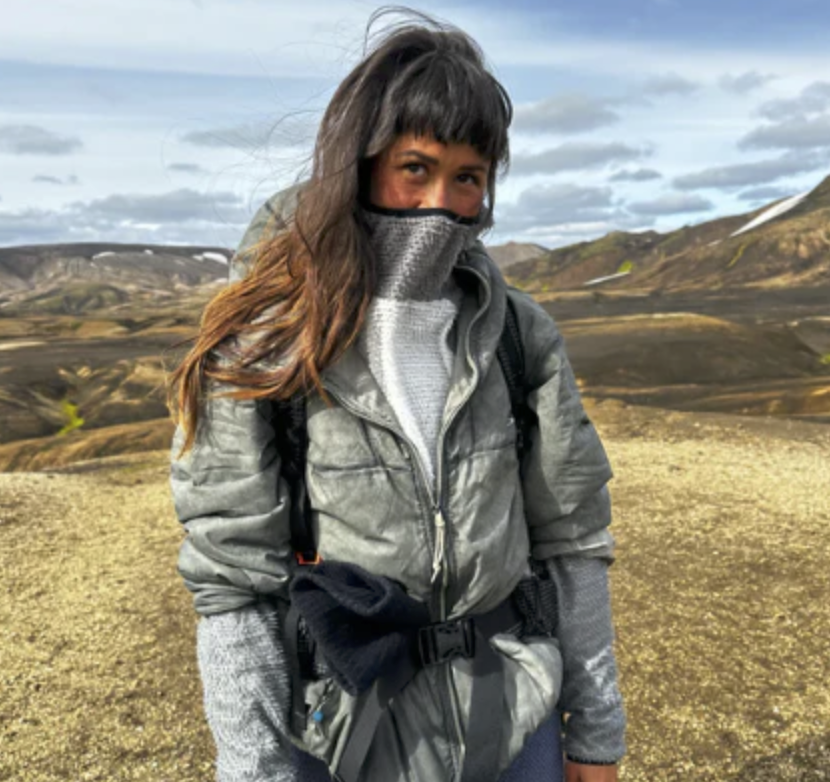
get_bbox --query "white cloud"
[0,125,83,155]
[32,174,79,185]
[181,117,318,151]
[512,94,620,135]
[739,115,830,151]
[1,0,828,96]
[608,168,663,182]
[737,185,794,202]
[0,207,70,246]
[0,0,375,77]
[719,71,777,95]
[74,188,248,225]
[497,183,615,228]
[627,192,714,215]
[0,188,251,247]
[493,183,654,246]
[167,163,209,175]
[641,73,700,97]
[757,81,830,120]
[510,141,651,176]
[672,153,825,189]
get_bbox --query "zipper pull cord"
[430,507,446,584]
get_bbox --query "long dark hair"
[168,7,513,456]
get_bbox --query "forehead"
[381,132,491,167]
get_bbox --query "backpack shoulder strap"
[496,294,535,474]
[272,393,318,733]
[273,394,317,565]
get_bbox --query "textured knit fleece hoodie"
[170,187,626,781]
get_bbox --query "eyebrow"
[394,149,489,173]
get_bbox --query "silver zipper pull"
[430,507,446,584]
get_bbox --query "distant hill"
[506,174,830,293]
[0,242,230,316]
[485,241,549,270]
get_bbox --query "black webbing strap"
[283,604,308,737]
[333,657,417,782]
[333,598,523,782]
[273,395,316,563]
[458,635,504,782]
[496,295,535,476]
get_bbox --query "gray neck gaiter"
[362,206,483,301]
[358,207,484,498]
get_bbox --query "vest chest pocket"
[306,404,411,472]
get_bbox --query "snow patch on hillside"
[730,192,809,239]
[192,252,229,264]
[584,271,631,287]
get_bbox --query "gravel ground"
[1,400,828,781]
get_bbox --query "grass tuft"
[727,241,751,269]
[57,400,85,436]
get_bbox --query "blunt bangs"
[363,31,512,173]
[389,54,510,165]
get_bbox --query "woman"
[168,10,625,782]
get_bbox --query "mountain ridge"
[506,174,830,294]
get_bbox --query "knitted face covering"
[361,206,485,301]
[357,205,485,500]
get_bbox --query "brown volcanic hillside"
[0,242,230,315]
[0,242,226,453]
[1,202,828,474]
[507,175,830,293]
[486,241,548,270]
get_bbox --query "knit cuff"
[197,603,298,782]
[566,755,620,766]
[546,556,626,763]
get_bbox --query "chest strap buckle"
[418,617,476,666]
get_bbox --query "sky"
[2,0,830,251]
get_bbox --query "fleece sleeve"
[170,368,306,780]
[197,604,298,782]
[546,552,626,763]
[509,289,626,762]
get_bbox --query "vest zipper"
[431,262,491,621]
[322,256,494,777]
[318,385,443,606]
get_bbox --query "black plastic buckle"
[418,618,476,666]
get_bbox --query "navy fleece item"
[289,561,431,696]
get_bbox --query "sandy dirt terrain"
[1,398,828,781]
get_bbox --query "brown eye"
[458,173,482,187]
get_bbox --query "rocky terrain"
[1,400,828,781]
